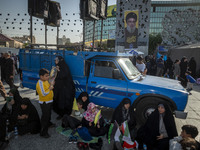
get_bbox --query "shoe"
[73,135,78,143]
[68,136,73,143]
[40,133,50,138]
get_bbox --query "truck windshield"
[118,58,141,80]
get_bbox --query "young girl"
[77,92,89,111]
[82,103,107,137]
[112,98,136,139]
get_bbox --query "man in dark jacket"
[0,53,6,81]
[4,53,15,89]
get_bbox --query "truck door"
[87,59,128,108]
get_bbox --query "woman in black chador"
[112,98,137,139]
[77,92,90,111]
[17,98,40,135]
[188,57,197,78]
[142,102,178,150]
[180,56,188,87]
[53,56,75,119]
[1,88,22,132]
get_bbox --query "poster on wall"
[124,10,139,49]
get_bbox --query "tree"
[148,33,162,55]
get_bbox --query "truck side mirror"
[113,69,122,79]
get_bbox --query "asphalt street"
[0,74,200,150]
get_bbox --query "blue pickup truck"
[19,49,188,124]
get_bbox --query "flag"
[72,98,79,111]
[94,110,101,126]
[122,121,138,149]
[114,121,121,142]
[108,121,120,144]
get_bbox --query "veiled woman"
[1,88,22,131]
[180,57,188,87]
[17,98,40,135]
[142,102,178,150]
[53,56,75,119]
[77,92,90,111]
[112,98,136,139]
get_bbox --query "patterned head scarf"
[83,102,101,122]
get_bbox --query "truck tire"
[135,97,165,126]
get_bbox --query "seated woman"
[1,88,22,132]
[142,102,178,150]
[77,92,89,111]
[82,103,107,137]
[62,99,85,130]
[17,98,40,135]
[112,98,136,139]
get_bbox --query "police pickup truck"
[19,49,188,124]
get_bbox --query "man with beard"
[125,12,138,49]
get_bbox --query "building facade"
[12,35,36,44]
[85,0,200,48]
[58,35,70,45]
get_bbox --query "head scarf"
[18,98,32,115]
[112,98,134,126]
[83,102,101,122]
[21,98,31,106]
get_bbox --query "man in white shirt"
[136,56,147,75]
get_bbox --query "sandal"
[73,135,78,143]
[68,136,74,143]
[77,142,84,150]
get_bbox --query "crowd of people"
[133,55,199,93]
[0,54,200,150]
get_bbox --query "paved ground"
[0,74,200,150]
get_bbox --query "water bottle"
[5,119,10,140]
[14,126,18,139]
[143,144,147,150]
[6,119,9,126]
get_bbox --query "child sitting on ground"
[62,99,85,130]
[82,102,107,137]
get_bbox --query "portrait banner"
[124,10,139,49]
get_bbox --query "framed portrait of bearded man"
[124,10,139,49]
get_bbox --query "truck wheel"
[136,97,165,126]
